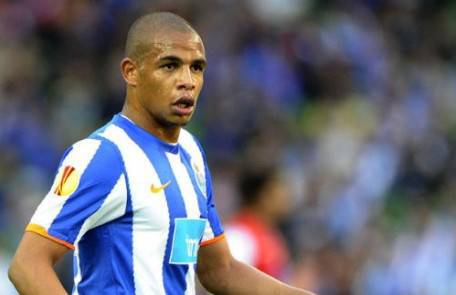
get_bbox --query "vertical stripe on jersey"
[73,173,128,293]
[72,254,79,295]
[110,175,134,294]
[30,139,101,239]
[101,125,170,294]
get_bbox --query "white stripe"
[30,139,101,230]
[72,174,127,292]
[202,221,215,242]
[101,125,169,295]
[81,174,127,231]
[72,250,80,295]
[185,267,196,295]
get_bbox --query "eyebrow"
[158,55,207,67]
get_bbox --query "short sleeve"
[26,138,127,250]
[177,129,225,246]
[200,163,225,246]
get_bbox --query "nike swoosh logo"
[150,180,171,193]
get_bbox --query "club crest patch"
[53,165,80,197]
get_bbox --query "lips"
[171,96,195,116]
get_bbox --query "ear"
[120,57,139,86]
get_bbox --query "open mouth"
[173,97,195,109]
[171,97,195,116]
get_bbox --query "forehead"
[148,31,205,61]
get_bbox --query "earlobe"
[120,58,138,86]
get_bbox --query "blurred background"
[1,0,456,294]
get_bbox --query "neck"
[121,101,180,144]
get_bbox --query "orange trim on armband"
[25,224,75,250]
[200,233,225,247]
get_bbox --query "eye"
[161,63,177,71]
[191,64,204,72]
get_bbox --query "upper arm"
[197,236,233,290]
[8,232,70,294]
[10,231,69,275]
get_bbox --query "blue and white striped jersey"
[27,114,225,294]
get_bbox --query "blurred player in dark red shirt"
[227,166,292,279]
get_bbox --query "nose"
[177,66,195,90]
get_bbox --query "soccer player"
[8,12,315,295]
[227,166,292,279]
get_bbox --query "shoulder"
[179,129,209,178]
[61,118,124,166]
[59,137,123,183]
[179,128,206,160]
[66,137,120,163]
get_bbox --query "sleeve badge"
[53,165,80,197]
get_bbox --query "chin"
[159,118,190,128]
[171,121,188,128]
[172,116,193,127]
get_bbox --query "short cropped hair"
[125,12,196,61]
[238,166,281,206]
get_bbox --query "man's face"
[135,31,206,128]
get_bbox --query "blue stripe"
[203,165,224,237]
[77,224,118,293]
[114,115,189,294]
[113,170,135,294]
[77,195,135,294]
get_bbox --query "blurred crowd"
[1,0,456,294]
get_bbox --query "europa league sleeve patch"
[53,165,81,197]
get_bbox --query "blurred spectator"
[226,164,292,279]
